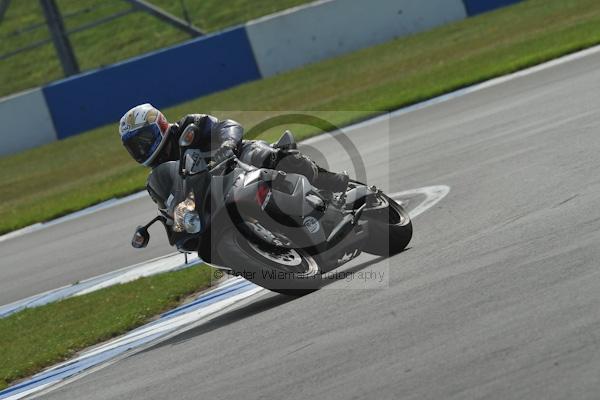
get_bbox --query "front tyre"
[216,228,322,296]
[362,194,412,256]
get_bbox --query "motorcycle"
[131,129,412,295]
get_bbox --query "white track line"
[0,252,201,318]
[389,185,451,219]
[303,44,600,145]
[0,191,147,244]
[0,278,265,400]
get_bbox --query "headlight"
[173,193,201,233]
[183,211,201,233]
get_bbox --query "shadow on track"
[321,255,387,286]
[140,291,295,352]
[139,255,392,354]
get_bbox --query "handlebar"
[207,155,236,174]
[207,155,254,175]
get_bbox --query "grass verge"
[2,0,600,234]
[0,264,213,391]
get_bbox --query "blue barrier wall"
[462,0,521,16]
[43,27,260,139]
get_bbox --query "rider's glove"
[213,139,237,164]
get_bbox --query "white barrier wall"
[246,0,468,77]
[0,89,57,156]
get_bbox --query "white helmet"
[119,103,170,166]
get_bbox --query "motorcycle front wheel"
[216,227,323,296]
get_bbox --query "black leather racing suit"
[149,114,243,166]
[147,114,347,206]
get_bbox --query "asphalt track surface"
[0,197,173,305]
[4,49,600,398]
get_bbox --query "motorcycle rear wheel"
[362,194,412,256]
[216,227,323,296]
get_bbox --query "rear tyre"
[216,227,322,296]
[362,195,412,256]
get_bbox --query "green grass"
[0,0,312,97]
[148,0,312,33]
[2,0,600,234]
[0,264,213,390]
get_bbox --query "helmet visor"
[122,124,163,164]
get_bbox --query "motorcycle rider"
[119,103,349,206]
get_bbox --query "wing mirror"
[179,124,199,176]
[131,216,167,249]
[131,226,150,248]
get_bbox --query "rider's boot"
[240,141,349,193]
[313,168,349,193]
[278,151,349,193]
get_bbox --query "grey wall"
[0,89,57,156]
